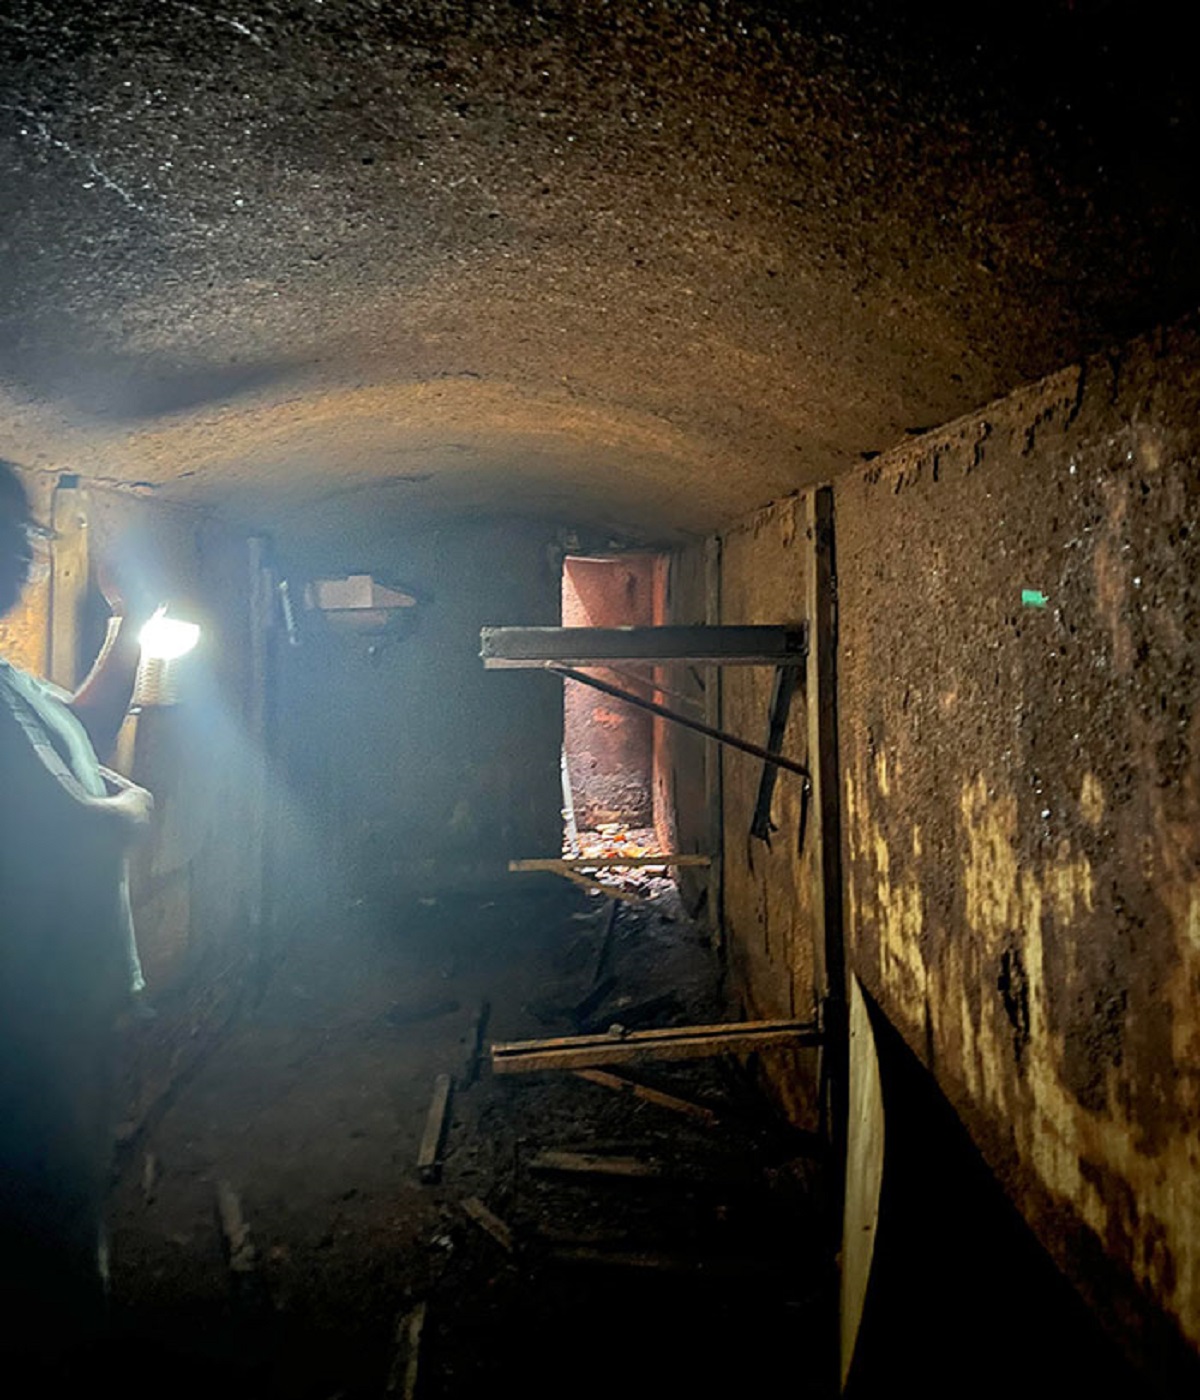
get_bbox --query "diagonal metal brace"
[751,664,803,845]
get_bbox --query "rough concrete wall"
[719,497,817,1023]
[837,321,1200,1380]
[277,516,562,901]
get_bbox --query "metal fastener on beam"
[491,1018,824,1073]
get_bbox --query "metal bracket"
[750,664,803,846]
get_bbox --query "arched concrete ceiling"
[1,2,1196,541]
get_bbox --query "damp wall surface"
[663,505,823,1126]
[276,516,562,904]
[835,321,1200,1380]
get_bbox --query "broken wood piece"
[462,999,491,1087]
[215,1180,258,1274]
[574,1069,719,1126]
[492,1018,822,1074]
[461,1197,515,1253]
[385,1301,427,1398]
[509,855,710,871]
[141,1151,159,1204]
[529,1150,664,1180]
[417,1074,453,1184]
[532,863,642,902]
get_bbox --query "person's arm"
[0,699,153,842]
[68,564,156,759]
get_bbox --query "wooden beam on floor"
[491,1018,822,1074]
[416,1074,453,1184]
[529,1150,664,1180]
[480,624,807,668]
[574,1069,720,1126]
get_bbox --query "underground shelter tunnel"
[1,3,1199,1396]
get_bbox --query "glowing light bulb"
[139,607,201,661]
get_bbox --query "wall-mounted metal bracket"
[750,664,804,846]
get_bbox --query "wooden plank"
[385,1301,427,1398]
[461,1197,515,1253]
[575,1069,719,1126]
[492,1018,822,1074]
[215,1180,258,1274]
[462,999,491,1087]
[481,624,807,668]
[840,976,885,1392]
[804,486,849,1175]
[529,1150,664,1180]
[509,855,710,871]
[416,1074,453,1184]
[704,534,725,943]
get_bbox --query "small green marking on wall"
[1021,589,1049,609]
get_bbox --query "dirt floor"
[106,882,837,1399]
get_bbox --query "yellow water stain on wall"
[954,772,1198,1342]
[1080,772,1106,828]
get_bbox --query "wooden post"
[49,477,88,690]
[804,486,848,1198]
[704,534,724,943]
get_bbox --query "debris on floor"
[107,883,836,1399]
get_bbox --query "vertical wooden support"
[704,533,723,943]
[805,487,848,1193]
[247,537,271,973]
[49,476,88,690]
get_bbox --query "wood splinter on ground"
[574,1068,719,1126]
[215,1179,258,1274]
[461,1196,515,1253]
[141,1151,159,1204]
[417,1073,454,1184]
[385,1300,427,1398]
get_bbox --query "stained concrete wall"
[276,516,562,904]
[661,507,822,1126]
[837,321,1200,1381]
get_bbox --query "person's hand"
[110,784,155,829]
